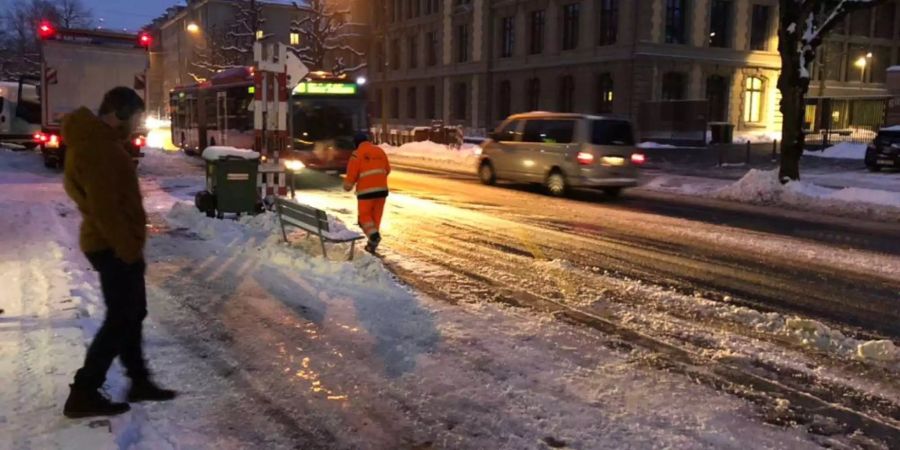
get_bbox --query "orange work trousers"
[358,197,386,239]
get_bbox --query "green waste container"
[709,122,734,144]
[195,149,260,218]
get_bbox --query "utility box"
[196,147,261,218]
[709,122,735,144]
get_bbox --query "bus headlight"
[284,160,306,171]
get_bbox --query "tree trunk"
[776,1,808,182]
[779,86,804,181]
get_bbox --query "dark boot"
[128,379,177,402]
[63,385,130,419]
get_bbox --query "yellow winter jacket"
[62,108,146,263]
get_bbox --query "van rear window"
[592,120,634,146]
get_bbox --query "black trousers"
[73,250,149,390]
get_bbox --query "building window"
[408,36,418,69]
[661,72,687,100]
[597,73,613,113]
[426,85,437,119]
[709,0,731,48]
[500,16,515,58]
[558,75,575,112]
[849,9,871,37]
[597,0,618,46]
[743,76,763,123]
[390,88,400,118]
[822,41,844,81]
[497,80,512,120]
[665,0,687,44]
[874,3,895,39]
[407,87,417,119]
[529,10,546,54]
[706,75,729,122]
[290,32,300,46]
[457,24,470,63]
[526,78,541,111]
[375,46,385,72]
[869,47,890,83]
[375,89,383,117]
[255,30,264,40]
[749,5,770,51]
[561,3,581,51]
[426,31,438,66]
[453,82,467,120]
[390,39,401,70]
[425,0,439,15]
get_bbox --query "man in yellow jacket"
[62,87,175,419]
[344,133,390,254]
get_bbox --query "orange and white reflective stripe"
[357,187,388,196]
[359,168,387,179]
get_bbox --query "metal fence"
[803,97,889,148]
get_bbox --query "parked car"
[478,112,644,197]
[866,127,900,172]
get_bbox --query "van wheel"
[866,164,881,173]
[546,170,567,197]
[479,162,496,185]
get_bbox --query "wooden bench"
[274,197,365,260]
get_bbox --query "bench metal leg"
[320,236,328,259]
[277,210,289,243]
[348,240,356,261]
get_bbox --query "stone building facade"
[367,0,900,138]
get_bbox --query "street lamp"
[186,22,200,34]
[855,56,868,82]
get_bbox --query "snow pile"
[201,146,260,161]
[166,201,365,257]
[382,140,480,174]
[805,142,867,160]
[882,125,900,132]
[708,304,900,365]
[714,169,900,218]
[857,340,900,362]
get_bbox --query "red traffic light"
[38,21,55,39]
[138,32,152,47]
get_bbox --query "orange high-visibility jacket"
[344,142,391,199]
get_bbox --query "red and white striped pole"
[253,42,290,199]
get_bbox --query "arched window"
[743,76,764,123]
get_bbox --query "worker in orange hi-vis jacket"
[344,133,391,254]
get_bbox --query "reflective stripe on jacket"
[344,141,390,198]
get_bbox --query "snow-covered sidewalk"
[643,169,900,222]
[0,147,839,448]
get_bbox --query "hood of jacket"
[62,107,126,148]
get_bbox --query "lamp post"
[855,52,873,83]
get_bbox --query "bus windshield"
[292,98,367,150]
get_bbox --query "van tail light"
[576,152,594,165]
[631,153,646,165]
[133,136,146,147]
[48,134,59,145]
[33,132,45,143]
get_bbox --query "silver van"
[478,113,644,196]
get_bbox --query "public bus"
[170,68,368,172]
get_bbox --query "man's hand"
[343,182,353,192]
